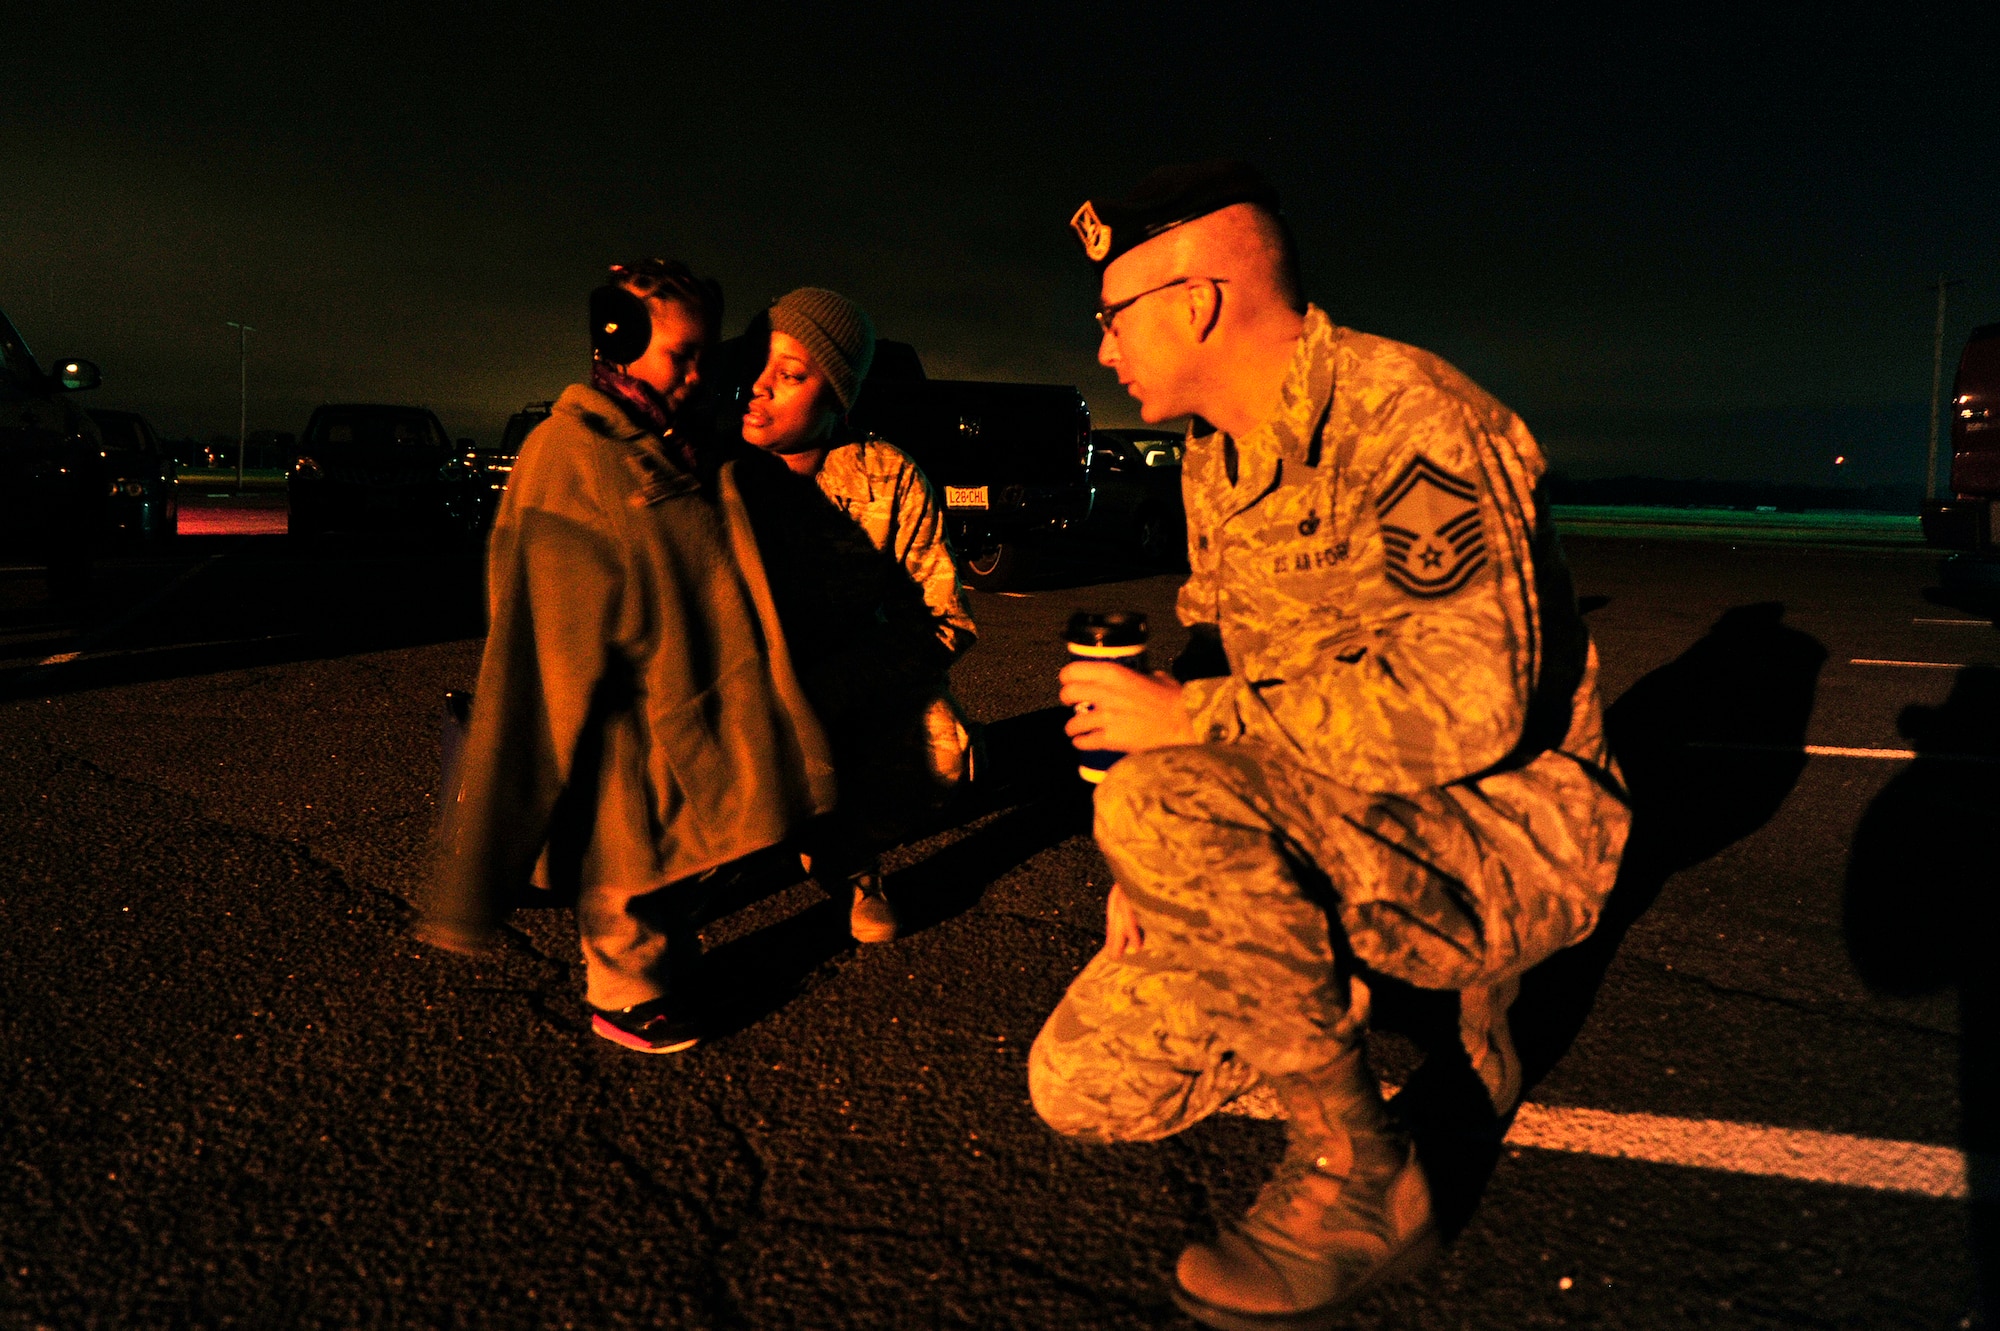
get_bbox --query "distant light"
[1834,456,1846,465]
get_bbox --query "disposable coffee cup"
[1063,610,1149,784]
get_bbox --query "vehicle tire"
[959,539,1021,591]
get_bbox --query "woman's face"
[742,330,840,454]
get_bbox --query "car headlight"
[108,479,146,497]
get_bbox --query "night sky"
[5,4,1995,491]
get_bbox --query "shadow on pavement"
[1844,665,2000,1321]
[1389,601,1829,1236]
[684,786,1093,1042]
[966,706,1088,811]
[890,706,1095,930]
[1520,600,1829,1070]
[891,792,1094,936]
[668,707,1093,1036]
[699,895,858,1042]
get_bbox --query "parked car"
[286,404,481,539]
[1087,427,1187,566]
[0,301,107,595]
[1923,322,2000,552]
[87,408,179,547]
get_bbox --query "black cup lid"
[1064,610,1149,647]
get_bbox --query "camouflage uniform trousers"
[1029,741,1511,1145]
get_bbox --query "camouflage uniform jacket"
[815,438,977,672]
[782,437,978,808]
[1178,306,1629,954]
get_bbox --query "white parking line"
[1220,1090,1972,1198]
[1506,1103,1969,1198]
[1686,741,1919,761]
[1850,658,1964,669]
[1914,617,1990,627]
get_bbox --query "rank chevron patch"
[1375,456,1488,597]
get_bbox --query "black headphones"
[589,284,653,365]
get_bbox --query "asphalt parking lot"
[2,510,1994,1329]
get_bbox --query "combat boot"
[848,868,900,944]
[1459,974,1522,1115]
[1172,1044,1438,1330]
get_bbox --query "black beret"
[1069,160,1281,270]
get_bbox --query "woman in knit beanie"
[738,287,979,945]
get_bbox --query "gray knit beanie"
[768,287,876,412]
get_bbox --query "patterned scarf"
[590,361,699,472]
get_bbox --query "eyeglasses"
[1094,276,1229,336]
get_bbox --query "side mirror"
[52,359,101,391]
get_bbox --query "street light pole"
[225,321,256,492]
[1925,276,1962,502]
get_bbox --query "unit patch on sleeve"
[1374,456,1487,597]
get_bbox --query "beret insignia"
[1070,200,1112,262]
[1376,456,1487,597]
[1068,160,1281,271]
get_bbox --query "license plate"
[944,485,989,510]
